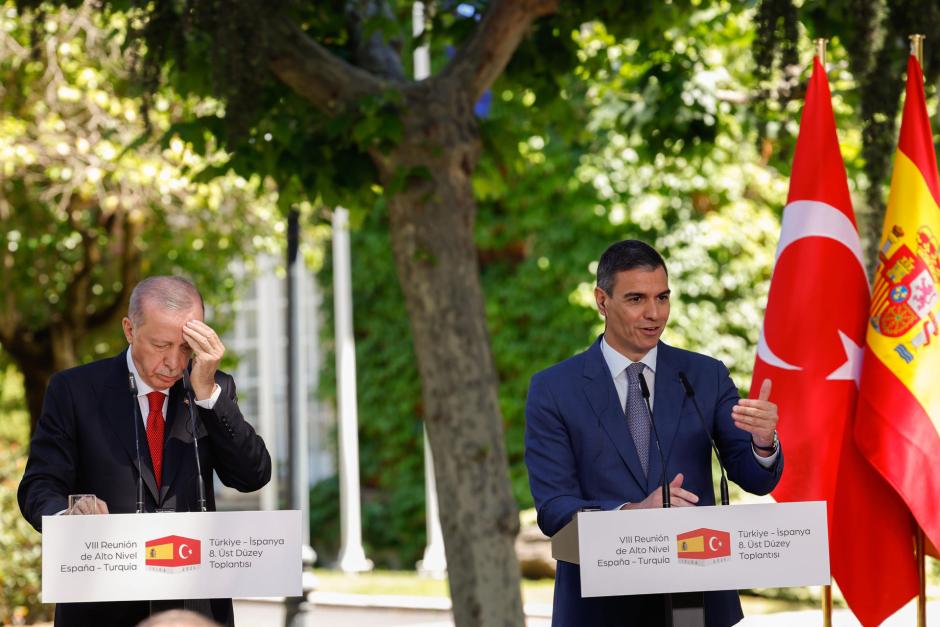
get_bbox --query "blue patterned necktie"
[625,362,650,476]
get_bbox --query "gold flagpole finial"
[910,34,925,67]
[814,38,828,68]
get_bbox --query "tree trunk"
[3,321,88,434]
[21,361,53,435]
[374,85,524,627]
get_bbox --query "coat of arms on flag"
[870,224,940,362]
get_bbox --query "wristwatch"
[752,430,779,453]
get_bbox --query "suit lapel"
[647,343,685,494]
[103,351,160,503]
[582,340,648,489]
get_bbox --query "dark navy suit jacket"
[18,350,272,627]
[525,339,783,627]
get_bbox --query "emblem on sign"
[676,528,731,565]
[145,535,202,572]
[871,225,940,362]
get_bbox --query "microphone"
[637,371,670,508]
[127,374,145,514]
[181,368,208,513]
[678,372,730,506]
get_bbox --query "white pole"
[333,207,373,573]
[413,2,430,80]
[412,0,448,578]
[257,261,279,513]
[290,259,310,544]
[416,426,448,577]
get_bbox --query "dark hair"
[596,240,667,295]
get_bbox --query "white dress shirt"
[601,337,658,412]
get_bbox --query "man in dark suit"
[19,276,272,627]
[525,240,783,627]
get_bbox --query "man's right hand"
[621,473,699,509]
[66,496,109,515]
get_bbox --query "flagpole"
[815,38,827,69]
[812,37,835,627]
[910,34,925,67]
[910,32,928,627]
[915,526,926,627]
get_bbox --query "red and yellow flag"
[854,53,940,568]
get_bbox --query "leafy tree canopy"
[0,1,283,427]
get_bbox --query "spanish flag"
[849,53,940,623]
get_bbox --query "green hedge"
[0,367,48,625]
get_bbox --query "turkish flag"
[751,57,917,624]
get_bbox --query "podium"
[41,510,302,603]
[551,501,829,627]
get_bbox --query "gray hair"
[128,276,204,325]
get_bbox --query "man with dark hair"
[19,276,271,627]
[525,240,782,626]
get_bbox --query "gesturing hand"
[182,319,225,400]
[732,378,778,456]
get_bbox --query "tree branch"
[267,15,391,113]
[86,209,139,330]
[441,0,558,102]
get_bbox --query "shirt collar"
[125,349,171,397]
[600,336,658,378]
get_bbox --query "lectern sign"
[42,510,301,602]
[575,501,829,597]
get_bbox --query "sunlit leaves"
[0,2,280,365]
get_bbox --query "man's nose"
[166,352,187,372]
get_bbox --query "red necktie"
[146,391,166,489]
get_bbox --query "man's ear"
[594,286,608,317]
[121,317,134,344]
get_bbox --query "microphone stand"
[127,374,145,514]
[181,370,207,513]
[678,372,730,505]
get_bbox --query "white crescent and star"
[179,544,192,559]
[756,200,868,387]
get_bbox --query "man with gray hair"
[19,276,272,627]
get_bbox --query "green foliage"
[757,0,940,268]
[0,2,282,371]
[311,2,786,568]
[0,368,47,624]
